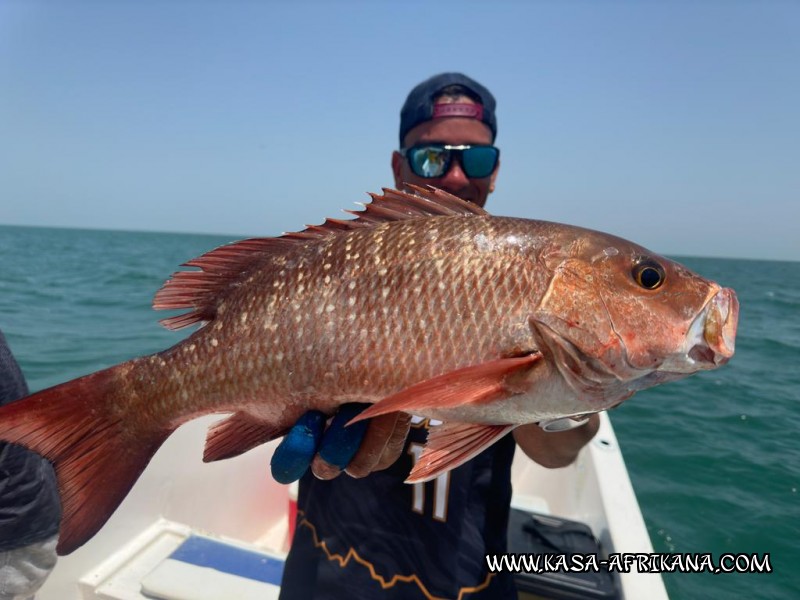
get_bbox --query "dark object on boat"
[508,508,621,600]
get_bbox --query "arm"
[512,414,601,469]
[0,330,61,598]
[272,409,600,483]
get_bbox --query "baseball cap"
[399,72,497,146]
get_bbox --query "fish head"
[532,231,738,404]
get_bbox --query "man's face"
[392,115,499,208]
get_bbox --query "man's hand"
[270,403,411,484]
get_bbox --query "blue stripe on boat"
[169,535,284,585]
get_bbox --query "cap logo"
[431,103,484,121]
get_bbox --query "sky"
[1,0,798,261]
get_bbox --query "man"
[0,330,60,600]
[277,73,600,599]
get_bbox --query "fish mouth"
[687,287,739,368]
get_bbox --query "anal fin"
[406,422,516,483]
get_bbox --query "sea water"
[0,225,797,599]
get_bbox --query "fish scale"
[0,185,737,554]
[168,216,530,414]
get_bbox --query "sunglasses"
[400,143,500,179]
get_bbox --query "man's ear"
[391,151,404,188]
[489,158,500,194]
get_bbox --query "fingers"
[310,403,370,479]
[271,404,411,483]
[373,412,412,471]
[344,412,411,478]
[309,454,344,480]
[270,411,326,484]
[317,403,370,467]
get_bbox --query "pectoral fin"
[204,412,287,462]
[348,353,541,425]
[406,422,516,483]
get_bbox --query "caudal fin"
[0,365,172,555]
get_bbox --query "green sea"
[0,225,797,600]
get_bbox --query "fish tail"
[0,363,172,555]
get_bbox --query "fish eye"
[632,259,666,290]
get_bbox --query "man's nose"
[439,159,470,189]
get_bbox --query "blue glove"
[270,403,370,484]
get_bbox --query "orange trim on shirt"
[296,510,495,599]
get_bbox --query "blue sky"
[1,1,798,261]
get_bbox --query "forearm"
[513,414,600,469]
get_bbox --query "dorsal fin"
[153,185,488,330]
[281,184,487,241]
[152,238,292,330]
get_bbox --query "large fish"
[0,186,737,554]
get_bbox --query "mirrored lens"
[461,146,499,178]
[409,146,449,178]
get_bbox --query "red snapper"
[0,186,738,554]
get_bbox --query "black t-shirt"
[280,417,517,599]
[0,330,61,551]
